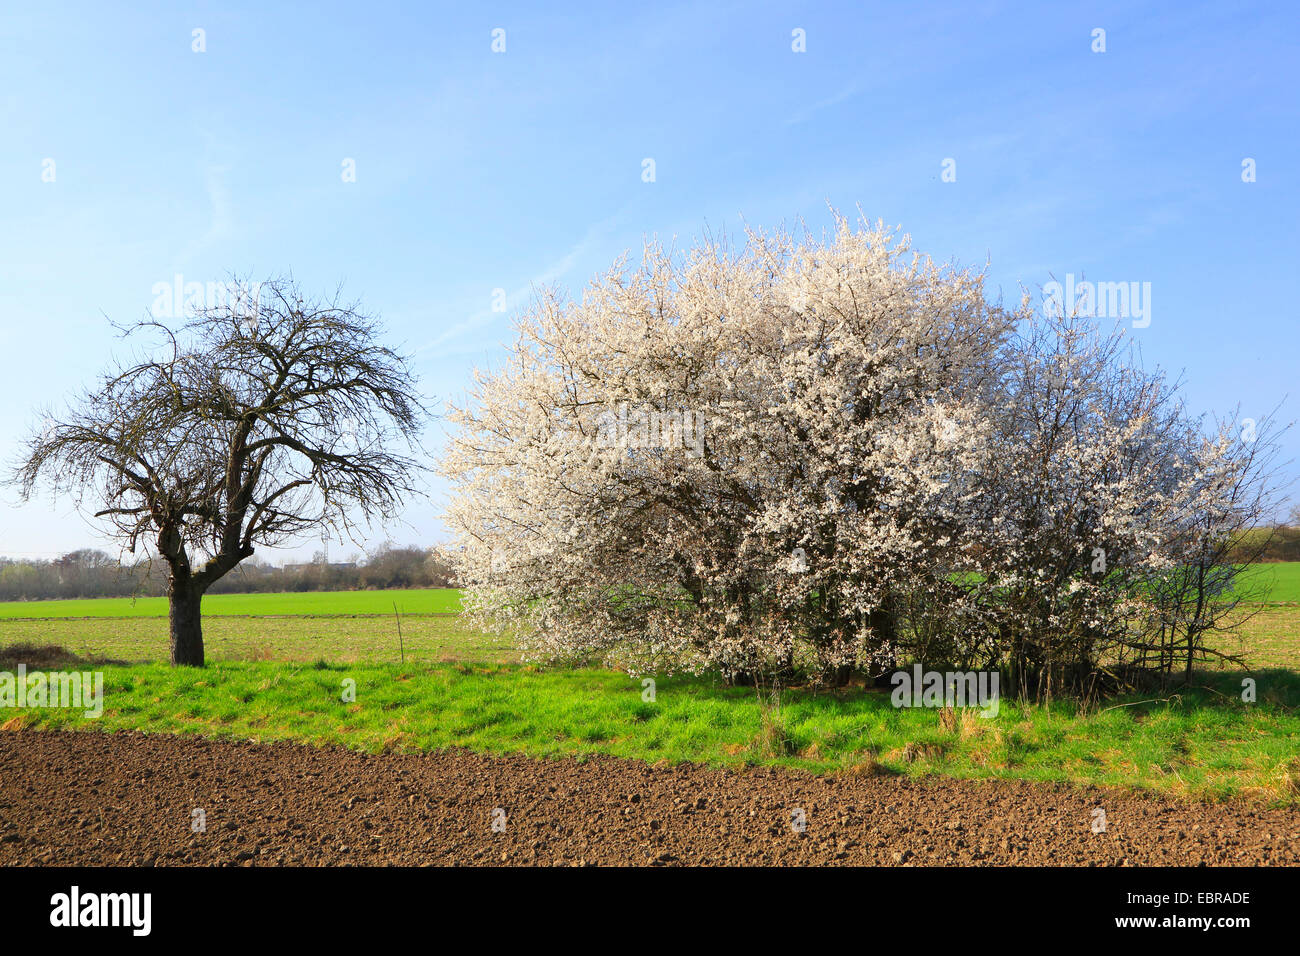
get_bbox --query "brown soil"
[1,730,1296,866]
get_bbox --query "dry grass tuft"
[960,708,986,740]
[938,706,957,734]
[756,713,797,758]
[841,751,891,777]
[1275,758,1300,798]
[890,741,948,763]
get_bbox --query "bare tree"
[10,278,429,665]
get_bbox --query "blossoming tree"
[443,217,1022,681]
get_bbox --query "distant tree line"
[0,542,455,602]
[1227,506,1300,564]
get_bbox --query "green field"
[0,561,1294,620]
[2,568,1298,804]
[0,588,462,619]
[0,613,515,665]
[1,562,1293,621]
[1241,562,1300,603]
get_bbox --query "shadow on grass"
[0,641,130,670]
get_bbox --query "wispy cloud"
[172,162,235,270]
[171,123,241,270]
[785,82,863,126]
[416,214,622,354]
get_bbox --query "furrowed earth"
[3,730,1297,866]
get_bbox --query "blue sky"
[1,1,1296,562]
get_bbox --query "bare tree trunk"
[866,595,897,655]
[169,585,205,667]
[826,662,854,687]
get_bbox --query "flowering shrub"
[962,310,1278,697]
[442,215,1280,695]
